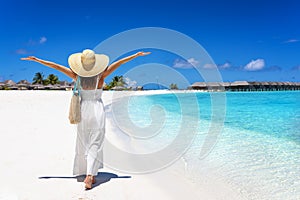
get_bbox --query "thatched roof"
[231,81,250,86]
[191,82,206,87]
[17,80,30,88]
[17,80,31,85]
[283,82,290,85]
[219,82,230,87]
[206,82,221,87]
[248,81,261,86]
[282,82,289,86]
[260,82,270,86]
[269,82,278,86]
[4,80,16,86]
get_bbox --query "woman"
[21,49,150,189]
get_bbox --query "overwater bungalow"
[206,82,225,91]
[248,82,261,91]
[263,82,271,91]
[230,81,250,91]
[268,82,278,91]
[190,81,300,92]
[220,82,230,90]
[190,82,207,91]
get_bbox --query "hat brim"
[68,53,109,77]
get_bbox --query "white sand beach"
[0,91,244,200]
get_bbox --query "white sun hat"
[68,49,109,77]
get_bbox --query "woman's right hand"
[20,56,38,61]
[135,51,151,57]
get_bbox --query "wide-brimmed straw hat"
[68,49,109,77]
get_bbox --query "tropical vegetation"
[32,72,44,84]
[32,72,60,85]
[44,74,60,85]
[169,83,178,90]
[106,75,126,90]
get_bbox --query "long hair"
[79,73,101,90]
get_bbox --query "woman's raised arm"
[21,56,77,80]
[102,51,151,78]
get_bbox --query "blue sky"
[0,0,299,88]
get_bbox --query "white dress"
[73,88,105,176]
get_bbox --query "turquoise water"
[121,91,300,199]
[129,91,300,142]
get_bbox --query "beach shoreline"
[0,90,244,200]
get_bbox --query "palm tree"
[32,72,44,84]
[45,74,60,85]
[170,83,178,90]
[108,75,126,89]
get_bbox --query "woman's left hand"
[20,56,38,61]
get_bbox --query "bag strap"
[73,77,80,95]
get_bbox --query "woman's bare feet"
[84,175,96,189]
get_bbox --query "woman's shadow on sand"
[39,172,131,190]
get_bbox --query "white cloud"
[244,59,265,71]
[173,58,200,69]
[283,39,299,43]
[39,36,47,44]
[173,59,190,69]
[203,63,217,69]
[187,58,199,66]
[124,77,137,88]
[218,62,231,69]
[15,48,31,55]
